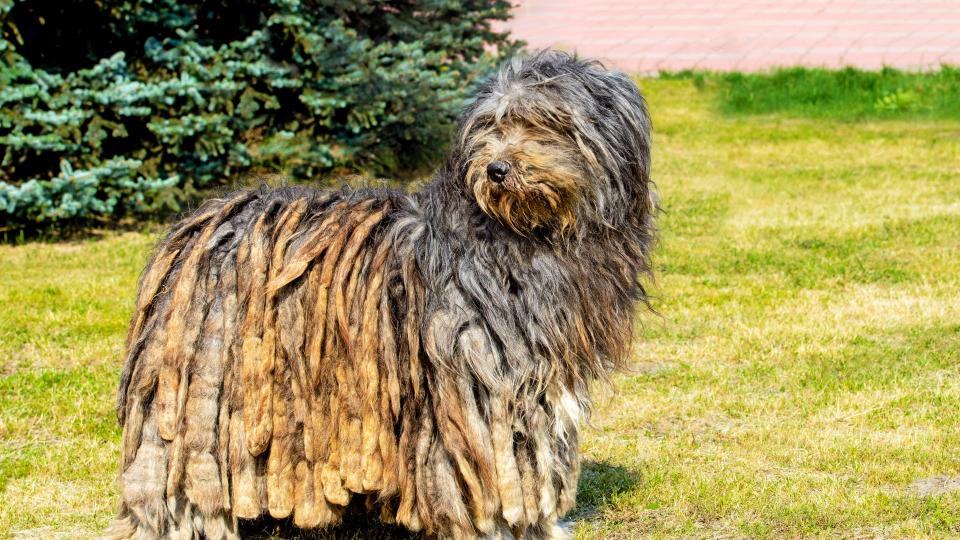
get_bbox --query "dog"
[108,49,655,539]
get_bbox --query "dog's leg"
[472,518,571,540]
[541,519,573,540]
[106,401,239,540]
[106,405,169,539]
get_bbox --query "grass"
[666,65,960,120]
[2,68,960,538]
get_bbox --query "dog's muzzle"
[486,161,511,183]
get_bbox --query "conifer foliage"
[0,0,514,229]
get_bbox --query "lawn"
[2,74,960,538]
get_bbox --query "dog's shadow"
[241,461,638,539]
[568,460,639,521]
[241,513,416,540]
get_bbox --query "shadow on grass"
[570,460,640,520]
[241,514,415,540]
[239,460,639,538]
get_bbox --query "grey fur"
[109,50,655,540]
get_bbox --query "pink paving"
[501,0,960,73]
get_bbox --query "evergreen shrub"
[0,0,515,230]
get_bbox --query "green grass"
[665,65,960,120]
[3,71,960,538]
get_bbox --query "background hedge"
[0,0,515,231]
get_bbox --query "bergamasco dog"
[108,49,655,539]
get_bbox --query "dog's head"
[456,50,653,238]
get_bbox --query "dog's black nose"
[486,161,511,183]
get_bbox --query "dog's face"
[457,51,652,238]
[462,112,587,235]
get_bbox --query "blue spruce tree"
[0,0,515,231]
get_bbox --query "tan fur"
[111,181,622,539]
[112,49,655,540]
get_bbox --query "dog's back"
[111,184,425,538]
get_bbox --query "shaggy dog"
[108,50,655,539]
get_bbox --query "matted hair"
[109,50,654,540]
